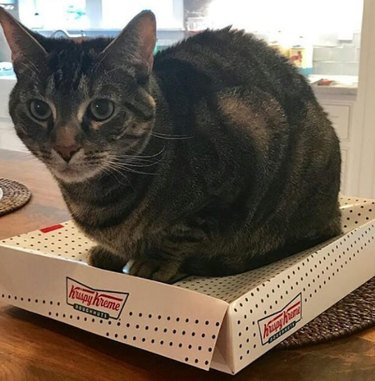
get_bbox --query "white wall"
[207,0,363,39]
[101,0,184,29]
[353,0,375,197]
[17,0,184,30]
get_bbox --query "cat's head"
[0,8,157,183]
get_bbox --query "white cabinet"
[0,77,27,152]
[314,89,357,196]
[0,120,27,152]
[322,104,351,141]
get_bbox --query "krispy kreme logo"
[258,294,302,345]
[66,278,129,320]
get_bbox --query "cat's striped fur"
[0,9,341,282]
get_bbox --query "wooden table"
[0,149,374,381]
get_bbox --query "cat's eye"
[89,99,115,122]
[29,100,52,121]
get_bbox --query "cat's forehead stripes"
[49,50,86,90]
[46,69,89,100]
[43,46,93,121]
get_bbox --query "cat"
[0,8,342,282]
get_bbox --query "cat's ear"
[0,7,47,68]
[100,10,156,74]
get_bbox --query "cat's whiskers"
[102,165,134,191]
[123,145,166,160]
[151,132,193,140]
[103,147,166,171]
[114,147,166,167]
[108,148,166,171]
[110,155,164,168]
[112,155,153,164]
[106,160,157,176]
[104,163,138,191]
[84,156,104,164]
[125,160,163,168]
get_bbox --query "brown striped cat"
[0,8,341,282]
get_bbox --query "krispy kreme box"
[0,195,375,374]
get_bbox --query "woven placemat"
[0,178,31,216]
[278,276,375,348]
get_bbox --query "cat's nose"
[54,143,82,162]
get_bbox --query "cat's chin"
[50,166,101,184]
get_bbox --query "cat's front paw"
[123,258,182,283]
[88,246,126,272]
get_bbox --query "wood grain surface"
[0,149,374,381]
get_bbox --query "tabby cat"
[0,9,341,282]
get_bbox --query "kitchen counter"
[0,73,358,97]
[0,77,26,152]
[309,75,358,97]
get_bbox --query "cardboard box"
[0,195,374,374]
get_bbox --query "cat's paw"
[123,258,182,283]
[88,246,125,272]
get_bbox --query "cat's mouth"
[51,165,96,183]
[49,159,103,183]
[45,148,103,183]
[58,166,81,176]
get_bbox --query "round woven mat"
[0,178,31,216]
[278,276,375,348]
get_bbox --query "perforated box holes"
[340,197,375,232]
[177,197,375,302]
[233,223,375,364]
[177,244,329,303]
[1,221,93,262]
[101,311,218,368]
[0,293,68,316]
[1,293,47,305]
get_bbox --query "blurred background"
[0,0,364,80]
[3,1,375,199]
